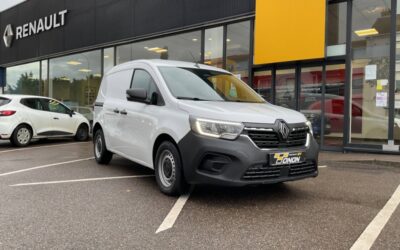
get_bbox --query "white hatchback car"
[0,95,90,147]
[93,60,319,196]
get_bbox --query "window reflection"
[300,66,323,143]
[327,2,347,57]
[394,0,400,144]
[253,70,273,102]
[6,62,40,95]
[226,21,250,83]
[49,50,102,122]
[116,31,201,64]
[205,26,224,68]
[103,47,115,74]
[350,0,391,144]
[275,68,296,109]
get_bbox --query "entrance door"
[299,63,346,149]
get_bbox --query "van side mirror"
[69,109,75,117]
[127,88,147,102]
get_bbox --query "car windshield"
[0,97,11,106]
[158,67,265,103]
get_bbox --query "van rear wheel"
[94,129,113,164]
[155,141,187,196]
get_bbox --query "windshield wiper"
[177,97,210,101]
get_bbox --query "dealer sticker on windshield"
[270,152,305,166]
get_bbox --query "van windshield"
[158,67,265,103]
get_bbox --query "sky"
[0,0,25,12]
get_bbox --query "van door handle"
[53,117,59,120]
[113,108,120,114]
[120,110,127,115]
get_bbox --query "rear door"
[20,98,53,136]
[103,69,133,152]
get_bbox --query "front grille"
[242,161,316,180]
[246,126,308,149]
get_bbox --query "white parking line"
[0,141,91,154]
[156,187,193,234]
[0,157,94,177]
[318,165,328,168]
[350,184,400,250]
[10,175,154,186]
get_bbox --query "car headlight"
[306,120,313,135]
[190,117,244,140]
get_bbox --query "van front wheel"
[155,141,187,196]
[94,129,113,164]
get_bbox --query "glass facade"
[327,1,347,57]
[6,62,40,95]
[275,68,296,109]
[324,64,346,147]
[49,50,102,122]
[395,0,400,144]
[226,21,251,83]
[204,26,224,68]
[350,0,391,144]
[103,47,115,74]
[253,70,273,102]
[300,66,323,143]
[117,31,202,64]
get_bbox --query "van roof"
[106,59,231,75]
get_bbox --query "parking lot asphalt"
[0,140,399,249]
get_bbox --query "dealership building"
[0,0,399,154]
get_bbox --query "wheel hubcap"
[95,134,102,158]
[158,150,176,188]
[17,128,30,144]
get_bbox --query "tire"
[93,129,113,164]
[10,125,32,147]
[75,124,89,141]
[154,141,188,196]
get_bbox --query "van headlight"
[306,120,313,135]
[190,117,244,140]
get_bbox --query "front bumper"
[178,131,319,186]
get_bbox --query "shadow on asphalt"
[192,183,299,202]
[0,138,86,149]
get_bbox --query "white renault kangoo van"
[93,60,318,196]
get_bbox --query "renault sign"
[2,9,68,48]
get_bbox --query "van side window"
[131,69,157,103]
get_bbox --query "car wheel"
[75,124,89,141]
[155,141,187,196]
[94,129,113,164]
[11,125,32,147]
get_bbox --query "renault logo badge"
[278,121,290,140]
[3,24,14,48]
